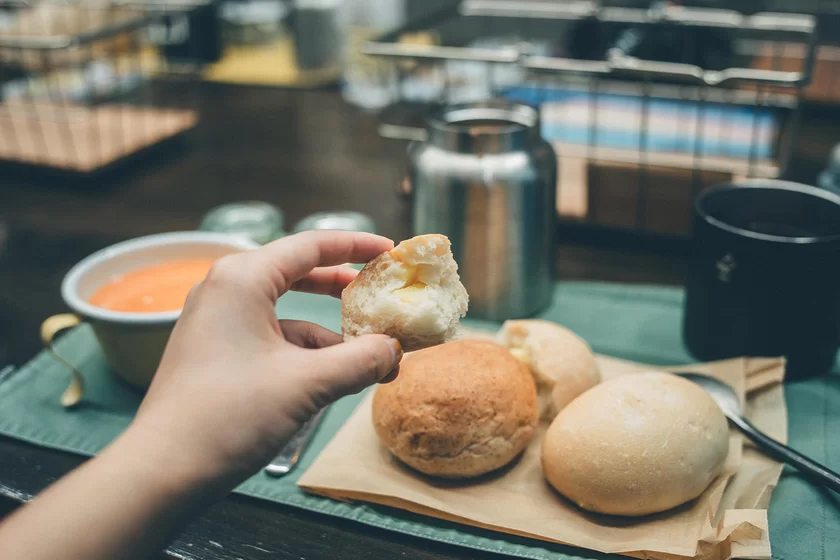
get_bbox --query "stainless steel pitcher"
[407,100,557,321]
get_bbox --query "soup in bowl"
[48,231,259,396]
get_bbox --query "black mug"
[683,179,840,381]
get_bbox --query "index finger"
[248,230,393,299]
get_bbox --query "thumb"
[305,335,402,404]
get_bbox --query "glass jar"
[292,211,376,234]
[292,211,377,269]
[199,201,285,245]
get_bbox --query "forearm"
[0,425,223,560]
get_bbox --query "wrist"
[106,423,231,507]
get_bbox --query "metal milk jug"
[407,100,557,321]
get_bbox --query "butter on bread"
[496,320,600,421]
[341,234,469,352]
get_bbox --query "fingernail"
[388,338,403,366]
[379,365,400,384]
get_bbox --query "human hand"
[129,230,404,491]
[0,231,404,560]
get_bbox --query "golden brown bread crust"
[372,339,539,478]
[343,250,389,300]
[389,233,448,261]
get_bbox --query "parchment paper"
[298,355,786,560]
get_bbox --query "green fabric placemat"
[1,281,838,560]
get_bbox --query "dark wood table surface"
[0,82,837,559]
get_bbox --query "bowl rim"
[61,231,259,325]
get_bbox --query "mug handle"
[40,314,85,408]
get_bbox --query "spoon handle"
[730,414,840,494]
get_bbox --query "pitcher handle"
[40,314,85,408]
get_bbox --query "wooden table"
[0,82,835,559]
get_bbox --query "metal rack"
[0,0,210,173]
[358,0,818,237]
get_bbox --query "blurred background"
[2,0,840,364]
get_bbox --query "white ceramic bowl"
[49,231,259,389]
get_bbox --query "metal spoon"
[682,373,840,494]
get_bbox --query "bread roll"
[541,372,730,516]
[372,339,539,478]
[341,234,468,352]
[497,320,600,421]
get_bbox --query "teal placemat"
[1,282,838,560]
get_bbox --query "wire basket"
[357,0,818,238]
[0,0,211,173]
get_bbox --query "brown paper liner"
[299,353,785,560]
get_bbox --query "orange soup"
[89,258,216,313]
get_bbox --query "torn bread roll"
[496,320,600,421]
[341,234,468,352]
[541,372,730,516]
[372,339,539,478]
